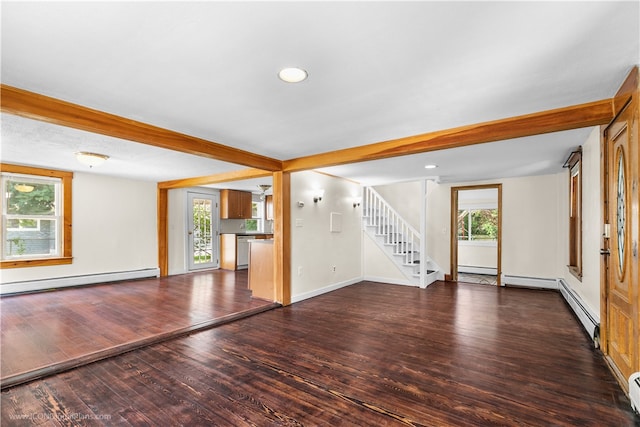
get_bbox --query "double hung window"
[245,198,264,232]
[1,164,72,267]
[565,148,582,280]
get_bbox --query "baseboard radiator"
[458,265,497,275]
[558,279,600,346]
[501,274,558,290]
[0,268,160,296]
[630,372,640,415]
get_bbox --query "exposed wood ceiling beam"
[282,99,615,172]
[2,84,616,178]
[158,168,272,189]
[0,84,282,172]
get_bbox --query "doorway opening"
[187,191,219,271]
[451,185,502,286]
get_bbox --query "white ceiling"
[1,2,638,192]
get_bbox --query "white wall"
[502,173,564,278]
[374,181,422,229]
[168,188,187,275]
[458,244,497,269]
[561,127,601,316]
[426,179,451,274]
[290,171,362,302]
[1,172,158,284]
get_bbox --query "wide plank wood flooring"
[1,270,277,389]
[2,281,638,426]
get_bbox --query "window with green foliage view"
[2,174,61,259]
[457,209,498,241]
[244,200,263,232]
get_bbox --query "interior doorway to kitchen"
[187,191,220,271]
[451,185,501,286]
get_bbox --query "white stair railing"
[363,187,420,268]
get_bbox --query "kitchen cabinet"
[265,195,274,220]
[220,233,273,271]
[248,239,275,301]
[220,189,252,219]
[220,234,249,270]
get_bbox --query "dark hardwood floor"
[2,281,638,426]
[0,270,277,389]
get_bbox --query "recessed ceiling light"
[424,164,438,169]
[278,67,308,83]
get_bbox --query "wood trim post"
[158,187,168,276]
[272,171,291,305]
[450,188,458,282]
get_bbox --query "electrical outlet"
[332,266,336,272]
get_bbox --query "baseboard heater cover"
[0,268,160,295]
[458,265,497,275]
[558,279,600,345]
[501,274,558,290]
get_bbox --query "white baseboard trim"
[0,268,161,295]
[501,274,558,290]
[458,265,497,275]
[364,275,415,287]
[291,277,362,304]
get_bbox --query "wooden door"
[603,97,639,384]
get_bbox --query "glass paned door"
[188,192,219,271]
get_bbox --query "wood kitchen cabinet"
[220,234,236,270]
[220,234,244,270]
[221,233,273,271]
[265,195,274,220]
[248,239,275,301]
[220,189,252,219]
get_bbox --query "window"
[1,164,73,268]
[565,148,582,280]
[457,208,498,242]
[244,199,264,232]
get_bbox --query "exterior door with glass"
[603,98,639,384]
[187,192,219,271]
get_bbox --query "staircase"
[362,186,440,287]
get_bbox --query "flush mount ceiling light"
[14,183,35,193]
[75,151,109,168]
[278,67,308,83]
[424,164,438,169]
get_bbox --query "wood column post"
[158,187,168,276]
[272,171,291,305]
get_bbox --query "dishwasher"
[236,236,251,269]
